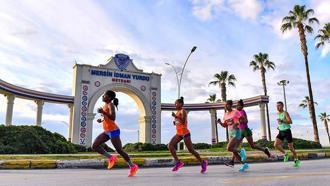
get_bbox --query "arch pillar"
[139,116,151,143]
[35,100,44,127]
[259,103,267,140]
[5,94,15,126]
[209,109,217,144]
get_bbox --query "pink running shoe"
[201,160,208,174]
[128,164,139,177]
[107,155,118,170]
[172,161,184,172]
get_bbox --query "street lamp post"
[277,80,289,111]
[165,46,197,99]
[165,63,180,98]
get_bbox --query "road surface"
[0,159,329,186]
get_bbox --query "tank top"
[223,109,240,130]
[175,109,190,135]
[102,103,119,132]
[238,109,248,129]
[278,111,291,131]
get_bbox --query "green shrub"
[123,142,167,152]
[211,142,228,148]
[253,138,322,149]
[0,125,86,154]
[86,143,115,152]
[193,143,211,149]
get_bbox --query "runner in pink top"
[224,99,271,168]
[217,100,249,172]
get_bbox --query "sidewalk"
[0,151,329,169]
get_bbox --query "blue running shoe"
[240,148,246,162]
[239,163,249,172]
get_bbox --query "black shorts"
[276,129,293,143]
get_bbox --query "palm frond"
[308,17,319,25]
[305,25,314,34]
[281,23,293,33]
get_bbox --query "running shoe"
[201,160,208,174]
[240,148,247,162]
[293,159,301,167]
[107,155,118,170]
[172,161,184,172]
[224,160,235,168]
[284,153,289,162]
[264,147,271,158]
[128,164,139,177]
[239,163,249,172]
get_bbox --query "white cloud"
[265,16,296,40]
[313,0,330,23]
[227,0,262,20]
[191,0,223,21]
[320,41,330,57]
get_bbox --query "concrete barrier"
[0,151,329,169]
[0,160,30,169]
[30,160,57,169]
[56,159,106,169]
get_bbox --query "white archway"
[71,54,161,147]
[88,83,151,116]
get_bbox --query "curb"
[0,152,329,169]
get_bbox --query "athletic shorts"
[177,133,191,140]
[229,129,241,140]
[105,129,120,138]
[240,128,253,138]
[276,129,293,143]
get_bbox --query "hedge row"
[0,125,89,154]
[0,125,322,154]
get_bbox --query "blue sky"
[0,0,329,147]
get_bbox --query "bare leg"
[231,138,243,162]
[91,133,110,157]
[111,136,131,163]
[288,143,298,159]
[227,138,243,163]
[246,135,265,151]
[274,138,286,155]
[183,136,202,163]
[167,135,183,162]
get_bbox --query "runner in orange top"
[91,90,138,177]
[167,97,208,173]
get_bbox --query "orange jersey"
[174,109,190,135]
[102,104,119,132]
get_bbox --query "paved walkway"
[0,159,329,186]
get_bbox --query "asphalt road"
[0,159,329,186]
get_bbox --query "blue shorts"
[105,129,120,138]
[177,133,191,140]
[229,129,241,140]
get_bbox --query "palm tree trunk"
[324,120,330,144]
[220,83,229,142]
[298,24,320,143]
[221,83,226,102]
[261,69,272,141]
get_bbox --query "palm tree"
[299,96,318,140]
[319,112,330,144]
[209,71,236,142]
[299,96,318,109]
[209,71,236,102]
[206,94,219,143]
[206,94,217,103]
[250,52,275,141]
[315,23,330,49]
[281,5,320,143]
